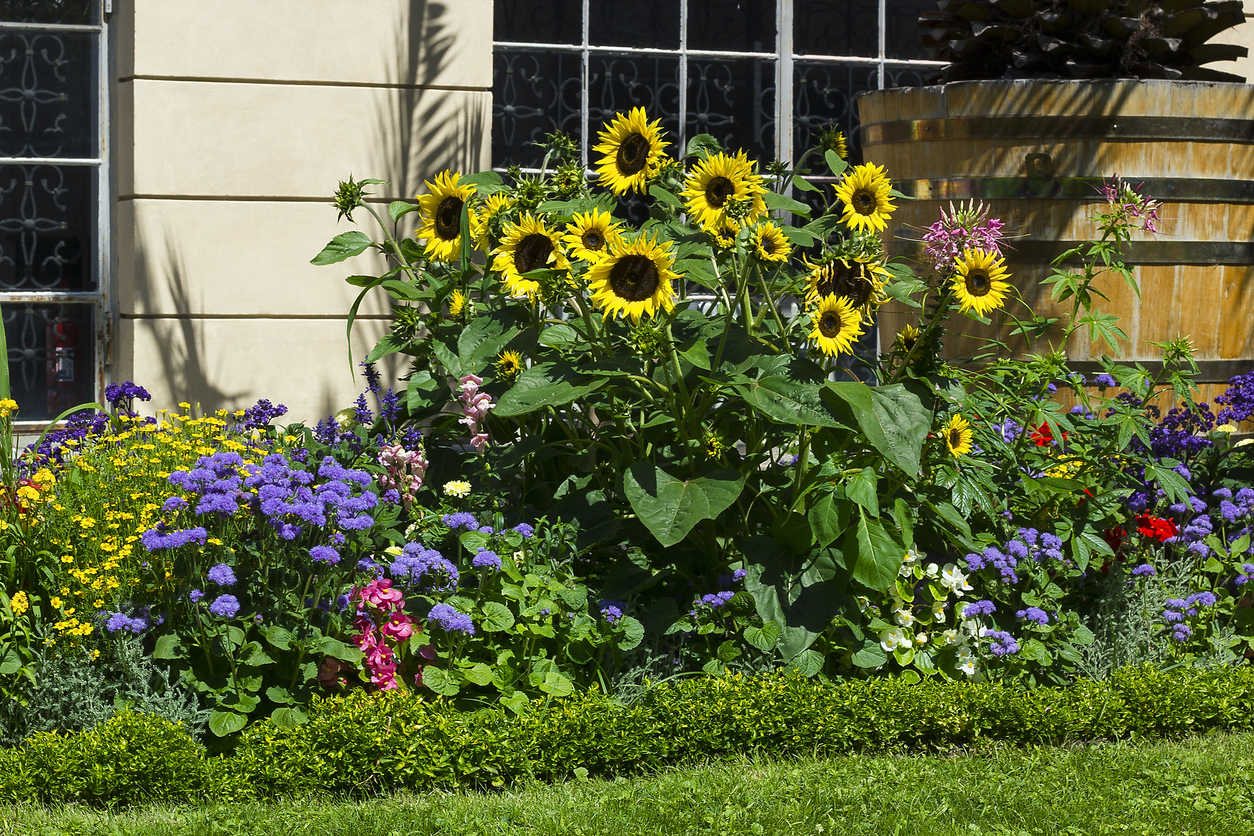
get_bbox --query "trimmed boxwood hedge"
[5,665,1254,805]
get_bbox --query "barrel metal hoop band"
[896,177,1254,204]
[863,115,1254,145]
[1066,360,1254,385]
[1012,240,1254,265]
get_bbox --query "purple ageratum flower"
[141,526,209,552]
[733,568,748,583]
[161,496,188,513]
[357,557,381,574]
[391,542,459,591]
[1016,607,1050,625]
[310,545,340,565]
[208,594,240,619]
[1220,500,1243,523]
[963,551,987,571]
[427,603,474,636]
[1188,591,1217,608]
[442,512,478,530]
[599,599,627,625]
[962,600,996,618]
[1172,623,1193,642]
[1095,373,1118,389]
[1131,563,1156,577]
[206,563,236,587]
[188,589,205,604]
[512,523,535,538]
[997,418,1022,443]
[985,630,1020,656]
[472,550,502,571]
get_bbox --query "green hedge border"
[6,665,1254,805]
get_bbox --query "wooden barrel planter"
[858,79,1254,408]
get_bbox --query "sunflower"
[476,192,513,247]
[823,128,849,161]
[587,233,680,322]
[752,222,792,264]
[804,255,888,322]
[448,290,467,318]
[416,170,481,262]
[681,150,767,231]
[492,214,569,300]
[896,324,921,355]
[710,217,741,249]
[951,248,1011,316]
[593,107,669,196]
[564,209,622,263]
[833,162,896,235]
[808,294,865,357]
[942,414,974,457]
[495,350,524,382]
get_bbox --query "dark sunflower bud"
[629,320,667,356]
[392,305,423,344]
[817,126,848,161]
[552,162,586,199]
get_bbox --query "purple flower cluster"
[427,602,474,635]
[1016,606,1050,625]
[1094,373,1118,389]
[141,525,208,551]
[920,201,1006,276]
[243,454,377,540]
[1235,563,1254,587]
[964,529,1064,585]
[690,590,735,616]
[513,523,535,539]
[1215,371,1254,426]
[1162,592,1217,642]
[102,607,154,634]
[985,630,1020,656]
[206,563,236,587]
[1131,563,1157,577]
[208,594,240,618]
[238,399,288,431]
[442,512,479,530]
[962,600,996,618]
[168,451,249,516]
[472,550,502,571]
[27,408,111,464]
[104,381,152,415]
[996,418,1022,443]
[599,599,626,625]
[310,545,340,564]
[390,542,459,591]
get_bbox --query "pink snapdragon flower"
[458,374,494,450]
[378,442,428,505]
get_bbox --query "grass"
[5,731,1252,836]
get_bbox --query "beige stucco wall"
[1215,1,1254,82]
[114,0,491,421]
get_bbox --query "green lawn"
[7,731,1252,836]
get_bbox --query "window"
[492,0,943,171]
[0,0,108,421]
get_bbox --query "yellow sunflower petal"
[833,162,895,235]
[680,150,767,230]
[951,247,1011,316]
[592,107,670,196]
[942,414,974,457]
[808,294,865,357]
[751,222,792,264]
[416,171,482,262]
[491,214,570,300]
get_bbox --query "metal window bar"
[0,2,111,423]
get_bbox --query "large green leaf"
[737,376,850,428]
[208,710,247,737]
[405,371,452,420]
[823,381,931,476]
[494,363,607,418]
[623,464,746,547]
[843,507,904,592]
[311,231,373,265]
[742,536,849,661]
[808,492,851,549]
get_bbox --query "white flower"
[931,603,947,623]
[925,562,940,578]
[879,627,910,652]
[894,608,916,628]
[914,632,929,647]
[940,563,973,597]
[956,652,977,676]
[899,547,921,577]
[443,479,472,498]
[941,628,960,645]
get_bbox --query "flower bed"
[1,109,1253,752]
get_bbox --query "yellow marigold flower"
[49,596,63,609]
[9,591,28,616]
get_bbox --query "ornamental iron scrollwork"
[0,163,90,291]
[0,29,95,159]
[2,301,93,419]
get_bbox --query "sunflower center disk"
[514,234,554,274]
[819,265,872,308]
[949,429,962,448]
[582,231,604,250]
[966,270,992,297]
[819,312,844,338]
[608,254,659,302]
[616,133,650,176]
[852,188,876,214]
[435,197,463,240]
[705,176,735,208]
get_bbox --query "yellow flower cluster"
[0,398,17,418]
[8,590,27,616]
[43,407,262,641]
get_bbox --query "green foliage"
[0,710,211,805]
[7,667,1253,805]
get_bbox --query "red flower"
[1102,526,1127,553]
[1134,514,1177,543]
[1030,421,1068,447]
